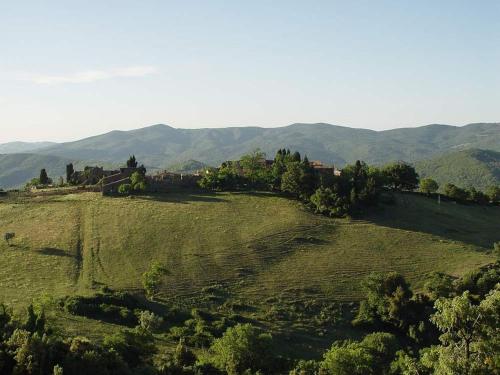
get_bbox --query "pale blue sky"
[1,1,499,143]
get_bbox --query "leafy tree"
[118,184,131,195]
[208,323,272,374]
[353,272,414,330]
[486,185,500,203]
[382,162,419,191]
[271,149,287,188]
[467,187,489,204]
[136,310,163,334]
[130,172,147,192]
[289,359,320,375]
[428,290,500,375]
[291,151,301,162]
[103,329,155,369]
[142,261,167,300]
[443,183,468,202]
[126,155,138,168]
[423,272,455,301]
[281,162,304,197]
[239,149,270,188]
[419,178,439,195]
[39,169,50,185]
[172,338,196,367]
[320,341,373,375]
[310,186,349,217]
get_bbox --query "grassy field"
[0,190,498,355]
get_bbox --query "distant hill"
[415,149,500,192]
[0,154,70,189]
[2,122,499,188]
[37,122,500,168]
[0,141,56,154]
[0,154,117,189]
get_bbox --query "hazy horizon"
[2,1,499,143]
[3,121,499,145]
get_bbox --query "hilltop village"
[40,153,342,196]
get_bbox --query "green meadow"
[0,191,497,355]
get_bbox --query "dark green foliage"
[382,162,419,191]
[467,187,489,204]
[444,183,469,202]
[103,330,155,369]
[281,162,304,197]
[353,272,414,330]
[24,304,46,335]
[456,262,500,297]
[118,183,132,195]
[207,323,273,374]
[142,261,168,300]
[131,171,147,192]
[126,155,138,168]
[66,163,74,184]
[61,291,144,326]
[423,272,455,301]
[416,148,500,192]
[39,168,50,185]
[239,149,271,189]
[289,359,320,375]
[419,178,439,195]
[310,186,349,216]
[486,185,500,203]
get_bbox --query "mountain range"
[1,122,499,189]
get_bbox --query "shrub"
[137,310,163,334]
[443,183,468,202]
[118,184,132,195]
[207,323,272,374]
[419,178,439,195]
[142,262,167,300]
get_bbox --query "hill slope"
[0,154,121,189]
[0,141,56,154]
[37,122,500,168]
[415,149,500,191]
[0,191,496,308]
[0,153,73,189]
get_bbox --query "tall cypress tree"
[66,163,74,184]
[39,169,49,185]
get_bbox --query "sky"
[1,1,499,143]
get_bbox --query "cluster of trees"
[420,177,500,204]
[118,156,148,195]
[25,168,54,189]
[443,183,500,204]
[2,262,497,374]
[288,263,500,375]
[199,149,499,214]
[199,149,420,216]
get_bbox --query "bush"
[443,183,468,202]
[118,184,132,195]
[310,186,349,217]
[207,323,272,374]
[137,310,163,334]
[486,186,500,203]
[419,178,439,195]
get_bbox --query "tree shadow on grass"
[230,191,283,199]
[38,247,74,258]
[363,193,500,249]
[137,192,228,204]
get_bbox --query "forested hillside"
[415,149,500,191]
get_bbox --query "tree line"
[0,261,497,374]
[198,149,500,216]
